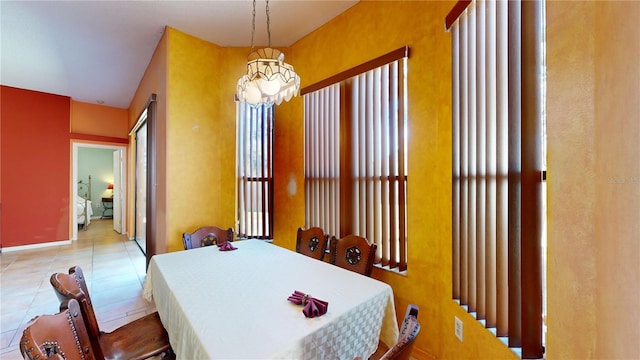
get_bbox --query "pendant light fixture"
[236,0,300,107]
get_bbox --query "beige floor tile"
[0,219,149,355]
[0,346,22,360]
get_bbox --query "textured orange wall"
[547,2,640,359]
[165,28,237,252]
[127,28,169,251]
[546,1,640,359]
[126,27,246,253]
[71,100,129,138]
[270,48,303,251]
[592,3,640,357]
[546,2,597,358]
[278,1,517,359]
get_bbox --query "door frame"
[129,94,157,269]
[71,142,127,241]
[113,149,125,233]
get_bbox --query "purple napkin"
[217,241,237,251]
[287,290,328,318]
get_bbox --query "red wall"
[1,86,71,247]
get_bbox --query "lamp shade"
[107,183,114,190]
[236,48,300,107]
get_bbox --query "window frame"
[236,103,274,240]
[301,47,410,272]
[448,0,545,357]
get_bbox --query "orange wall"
[546,1,640,359]
[71,100,129,138]
[546,2,597,357]
[270,0,636,359]
[269,50,304,251]
[165,28,237,252]
[0,86,71,247]
[128,27,169,252]
[591,3,640,357]
[275,1,519,359]
[127,27,245,253]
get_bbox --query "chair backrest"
[296,227,329,260]
[380,304,421,360]
[50,266,104,359]
[329,235,377,276]
[183,226,234,250]
[21,298,97,360]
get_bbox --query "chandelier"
[236,0,300,107]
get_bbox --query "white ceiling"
[0,0,358,108]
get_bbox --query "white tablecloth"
[143,239,398,359]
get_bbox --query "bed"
[77,196,93,229]
[77,175,93,230]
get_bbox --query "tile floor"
[0,219,156,359]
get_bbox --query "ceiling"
[0,0,358,109]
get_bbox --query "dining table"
[143,239,399,359]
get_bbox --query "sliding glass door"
[130,94,157,268]
[134,120,147,254]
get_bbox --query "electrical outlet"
[454,316,463,342]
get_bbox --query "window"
[302,47,409,271]
[448,0,545,358]
[236,103,274,239]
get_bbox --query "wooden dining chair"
[21,298,97,360]
[50,266,172,360]
[379,304,421,360]
[296,227,329,260]
[329,235,377,276]
[182,225,234,250]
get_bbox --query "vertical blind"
[449,0,544,358]
[304,84,341,238]
[236,103,274,239]
[303,51,408,271]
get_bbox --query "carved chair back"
[50,266,103,359]
[50,266,172,360]
[20,298,96,360]
[183,226,234,250]
[329,235,377,277]
[379,304,421,360]
[296,227,329,260]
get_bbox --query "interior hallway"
[0,219,155,359]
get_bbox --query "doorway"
[129,94,157,267]
[130,94,157,268]
[72,143,127,241]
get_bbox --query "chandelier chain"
[250,0,256,52]
[237,0,299,106]
[250,0,271,51]
[266,0,271,47]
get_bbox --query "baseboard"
[412,346,438,360]
[1,239,72,253]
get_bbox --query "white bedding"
[76,196,93,225]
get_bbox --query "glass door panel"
[135,121,147,253]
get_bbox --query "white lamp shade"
[236,48,300,107]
